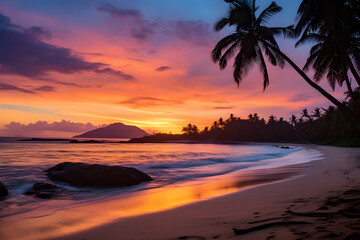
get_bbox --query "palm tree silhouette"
[290,115,297,127]
[296,0,360,86]
[212,0,358,121]
[295,1,360,110]
[211,121,218,130]
[212,0,288,90]
[253,113,260,121]
[312,108,322,119]
[301,108,312,121]
[268,115,276,122]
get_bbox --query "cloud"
[33,85,55,92]
[119,97,183,107]
[25,26,52,40]
[97,4,215,45]
[155,66,172,72]
[97,4,142,20]
[50,80,90,88]
[288,93,314,103]
[94,67,134,80]
[173,20,214,46]
[213,106,234,110]
[0,12,134,80]
[0,82,35,94]
[0,120,108,137]
[97,3,155,41]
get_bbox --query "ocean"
[0,139,323,239]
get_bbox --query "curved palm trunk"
[258,39,360,123]
[343,53,360,87]
[343,69,360,111]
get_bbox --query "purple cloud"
[97,4,155,41]
[97,4,142,20]
[213,106,234,110]
[0,12,134,80]
[155,66,172,72]
[97,4,215,45]
[0,82,35,94]
[33,85,55,92]
[288,93,314,102]
[173,20,214,46]
[94,68,134,80]
[0,120,108,137]
[25,26,52,39]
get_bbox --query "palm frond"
[219,39,241,69]
[255,44,269,90]
[211,33,243,62]
[215,17,230,31]
[256,2,282,25]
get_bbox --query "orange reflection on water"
[0,165,303,240]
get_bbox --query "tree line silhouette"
[131,0,360,146]
[130,101,360,145]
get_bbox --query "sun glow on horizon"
[0,0,350,137]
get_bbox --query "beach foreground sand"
[51,145,360,240]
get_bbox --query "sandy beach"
[44,144,359,240]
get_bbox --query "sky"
[0,0,350,137]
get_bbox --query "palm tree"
[212,0,288,90]
[268,115,276,122]
[253,113,260,121]
[289,115,297,127]
[230,113,234,122]
[301,108,312,121]
[212,0,358,121]
[295,8,360,110]
[211,121,218,130]
[182,123,193,135]
[296,0,360,86]
[202,126,209,133]
[218,117,225,129]
[312,108,322,119]
[191,125,199,135]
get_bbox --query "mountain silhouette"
[73,123,149,139]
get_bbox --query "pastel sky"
[0,0,350,137]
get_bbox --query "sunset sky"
[0,0,349,137]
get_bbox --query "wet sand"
[49,144,360,240]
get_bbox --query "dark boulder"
[45,162,152,187]
[0,181,8,197]
[25,182,61,199]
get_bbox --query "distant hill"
[73,123,149,139]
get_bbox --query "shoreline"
[0,144,319,240]
[51,144,360,240]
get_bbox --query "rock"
[24,182,61,199]
[0,181,8,197]
[280,146,291,149]
[45,162,153,187]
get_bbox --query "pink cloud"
[0,120,107,137]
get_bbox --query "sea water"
[0,139,323,239]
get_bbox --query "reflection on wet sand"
[0,164,305,240]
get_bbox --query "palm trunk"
[343,69,360,111]
[343,53,360,87]
[259,39,360,123]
